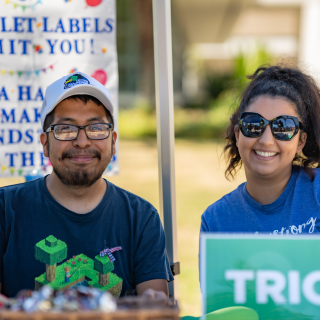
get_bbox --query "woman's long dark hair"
[224,65,320,180]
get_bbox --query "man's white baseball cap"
[40,71,114,130]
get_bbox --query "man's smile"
[67,156,96,163]
[61,149,101,161]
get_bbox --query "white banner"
[0,0,119,178]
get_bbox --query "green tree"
[35,235,67,282]
[233,44,274,89]
[94,254,114,287]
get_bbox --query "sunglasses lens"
[272,118,296,141]
[241,114,264,137]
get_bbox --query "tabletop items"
[0,286,116,313]
[0,287,180,320]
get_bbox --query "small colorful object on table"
[25,169,43,181]
[0,293,9,310]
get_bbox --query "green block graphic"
[45,235,57,247]
[35,236,67,266]
[94,254,114,275]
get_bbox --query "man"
[0,72,173,297]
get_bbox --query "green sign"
[200,234,320,320]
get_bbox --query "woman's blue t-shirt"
[201,166,320,234]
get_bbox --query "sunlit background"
[1,0,319,317]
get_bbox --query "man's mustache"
[61,150,101,160]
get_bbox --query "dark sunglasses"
[239,112,304,141]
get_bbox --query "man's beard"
[50,142,113,188]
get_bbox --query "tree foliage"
[94,254,114,275]
[35,236,67,266]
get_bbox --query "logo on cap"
[64,74,90,89]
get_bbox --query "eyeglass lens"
[54,124,111,140]
[241,115,296,140]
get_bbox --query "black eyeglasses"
[46,123,114,141]
[239,112,304,141]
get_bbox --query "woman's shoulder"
[201,183,247,232]
[202,183,246,218]
[286,166,320,203]
[293,165,320,184]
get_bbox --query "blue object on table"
[25,175,43,181]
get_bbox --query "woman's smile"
[253,150,278,160]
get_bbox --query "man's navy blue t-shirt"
[201,166,320,234]
[0,177,173,297]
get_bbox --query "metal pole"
[152,0,179,298]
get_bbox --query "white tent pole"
[299,0,320,76]
[152,0,179,298]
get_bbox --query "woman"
[201,65,320,234]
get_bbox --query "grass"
[0,139,246,317]
[118,97,235,140]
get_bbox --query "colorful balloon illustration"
[91,69,107,85]
[85,0,102,7]
[34,45,43,54]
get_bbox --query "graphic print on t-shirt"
[34,235,123,297]
[255,217,317,235]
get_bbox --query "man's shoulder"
[107,181,161,234]
[0,178,42,198]
[107,180,157,213]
